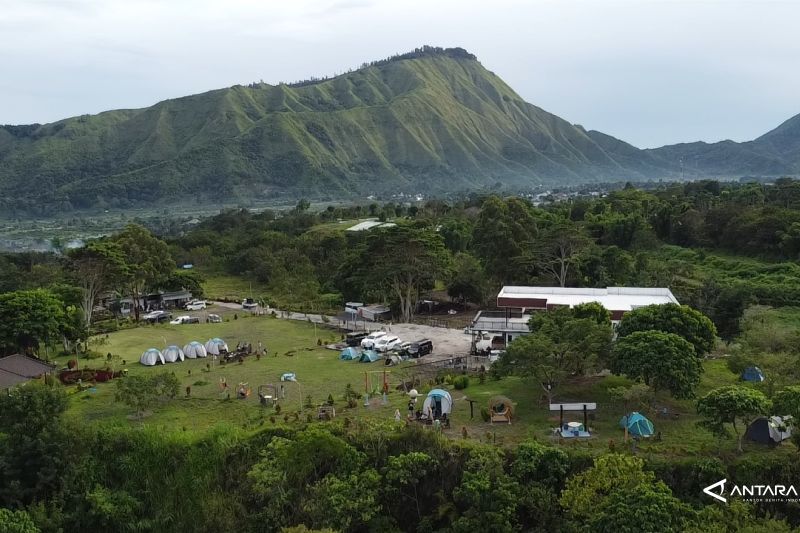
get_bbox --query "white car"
[170,315,199,325]
[185,300,207,310]
[360,331,386,349]
[374,335,401,353]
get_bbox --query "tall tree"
[496,306,612,404]
[0,289,66,355]
[610,330,703,399]
[112,224,175,320]
[447,253,490,309]
[67,240,128,329]
[533,220,590,287]
[696,386,771,452]
[616,303,717,356]
[348,227,450,322]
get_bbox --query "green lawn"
[57,315,797,458]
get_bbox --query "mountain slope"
[1,46,798,214]
[0,47,656,212]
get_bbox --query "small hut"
[489,396,513,424]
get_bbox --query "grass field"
[55,312,796,459]
[200,273,269,302]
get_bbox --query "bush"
[453,376,470,390]
[480,407,490,422]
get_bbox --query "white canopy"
[140,348,165,366]
[183,341,207,358]
[163,345,185,363]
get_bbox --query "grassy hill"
[2,46,799,215]
[0,47,660,214]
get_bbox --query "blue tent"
[742,366,765,382]
[359,350,381,363]
[340,347,360,360]
[620,412,655,438]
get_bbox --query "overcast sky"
[1,0,797,148]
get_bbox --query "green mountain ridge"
[1,46,798,213]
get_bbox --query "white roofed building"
[470,286,679,346]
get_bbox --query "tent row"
[140,338,229,366]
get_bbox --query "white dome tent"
[163,345,185,363]
[183,341,207,359]
[204,338,228,356]
[140,348,165,366]
[422,389,453,419]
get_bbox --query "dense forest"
[2,179,800,531]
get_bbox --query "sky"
[0,0,798,148]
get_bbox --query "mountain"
[0,46,798,214]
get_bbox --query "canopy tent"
[359,350,381,363]
[489,396,514,424]
[339,347,360,361]
[746,416,793,445]
[742,366,765,382]
[183,341,207,359]
[620,412,655,438]
[204,338,228,355]
[140,348,165,366]
[422,389,453,419]
[163,345,185,363]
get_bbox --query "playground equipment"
[489,396,514,424]
[258,384,277,407]
[364,370,391,405]
[236,382,251,399]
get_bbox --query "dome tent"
[163,345,185,363]
[422,389,452,419]
[339,347,359,360]
[620,412,655,438]
[742,366,765,382]
[183,341,207,359]
[204,338,228,355]
[359,350,381,363]
[140,348,165,366]
[746,416,793,446]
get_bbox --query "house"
[0,354,56,390]
[99,289,194,315]
[470,286,679,345]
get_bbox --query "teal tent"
[340,347,360,360]
[359,350,381,363]
[620,412,655,438]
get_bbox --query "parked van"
[374,335,401,353]
[408,339,433,358]
[361,331,386,349]
[346,331,368,347]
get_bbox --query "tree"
[384,452,435,522]
[114,373,179,419]
[112,224,175,321]
[0,384,68,506]
[616,303,717,356]
[67,240,128,330]
[589,483,693,533]
[772,385,800,418]
[451,447,519,533]
[533,220,590,287]
[696,386,771,452]
[471,196,537,284]
[447,253,489,309]
[496,306,612,404]
[608,383,655,413]
[0,509,39,533]
[610,331,703,399]
[0,289,66,355]
[347,227,449,322]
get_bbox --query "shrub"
[480,407,490,422]
[453,376,470,390]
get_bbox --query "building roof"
[345,220,398,232]
[0,354,56,389]
[496,286,679,312]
